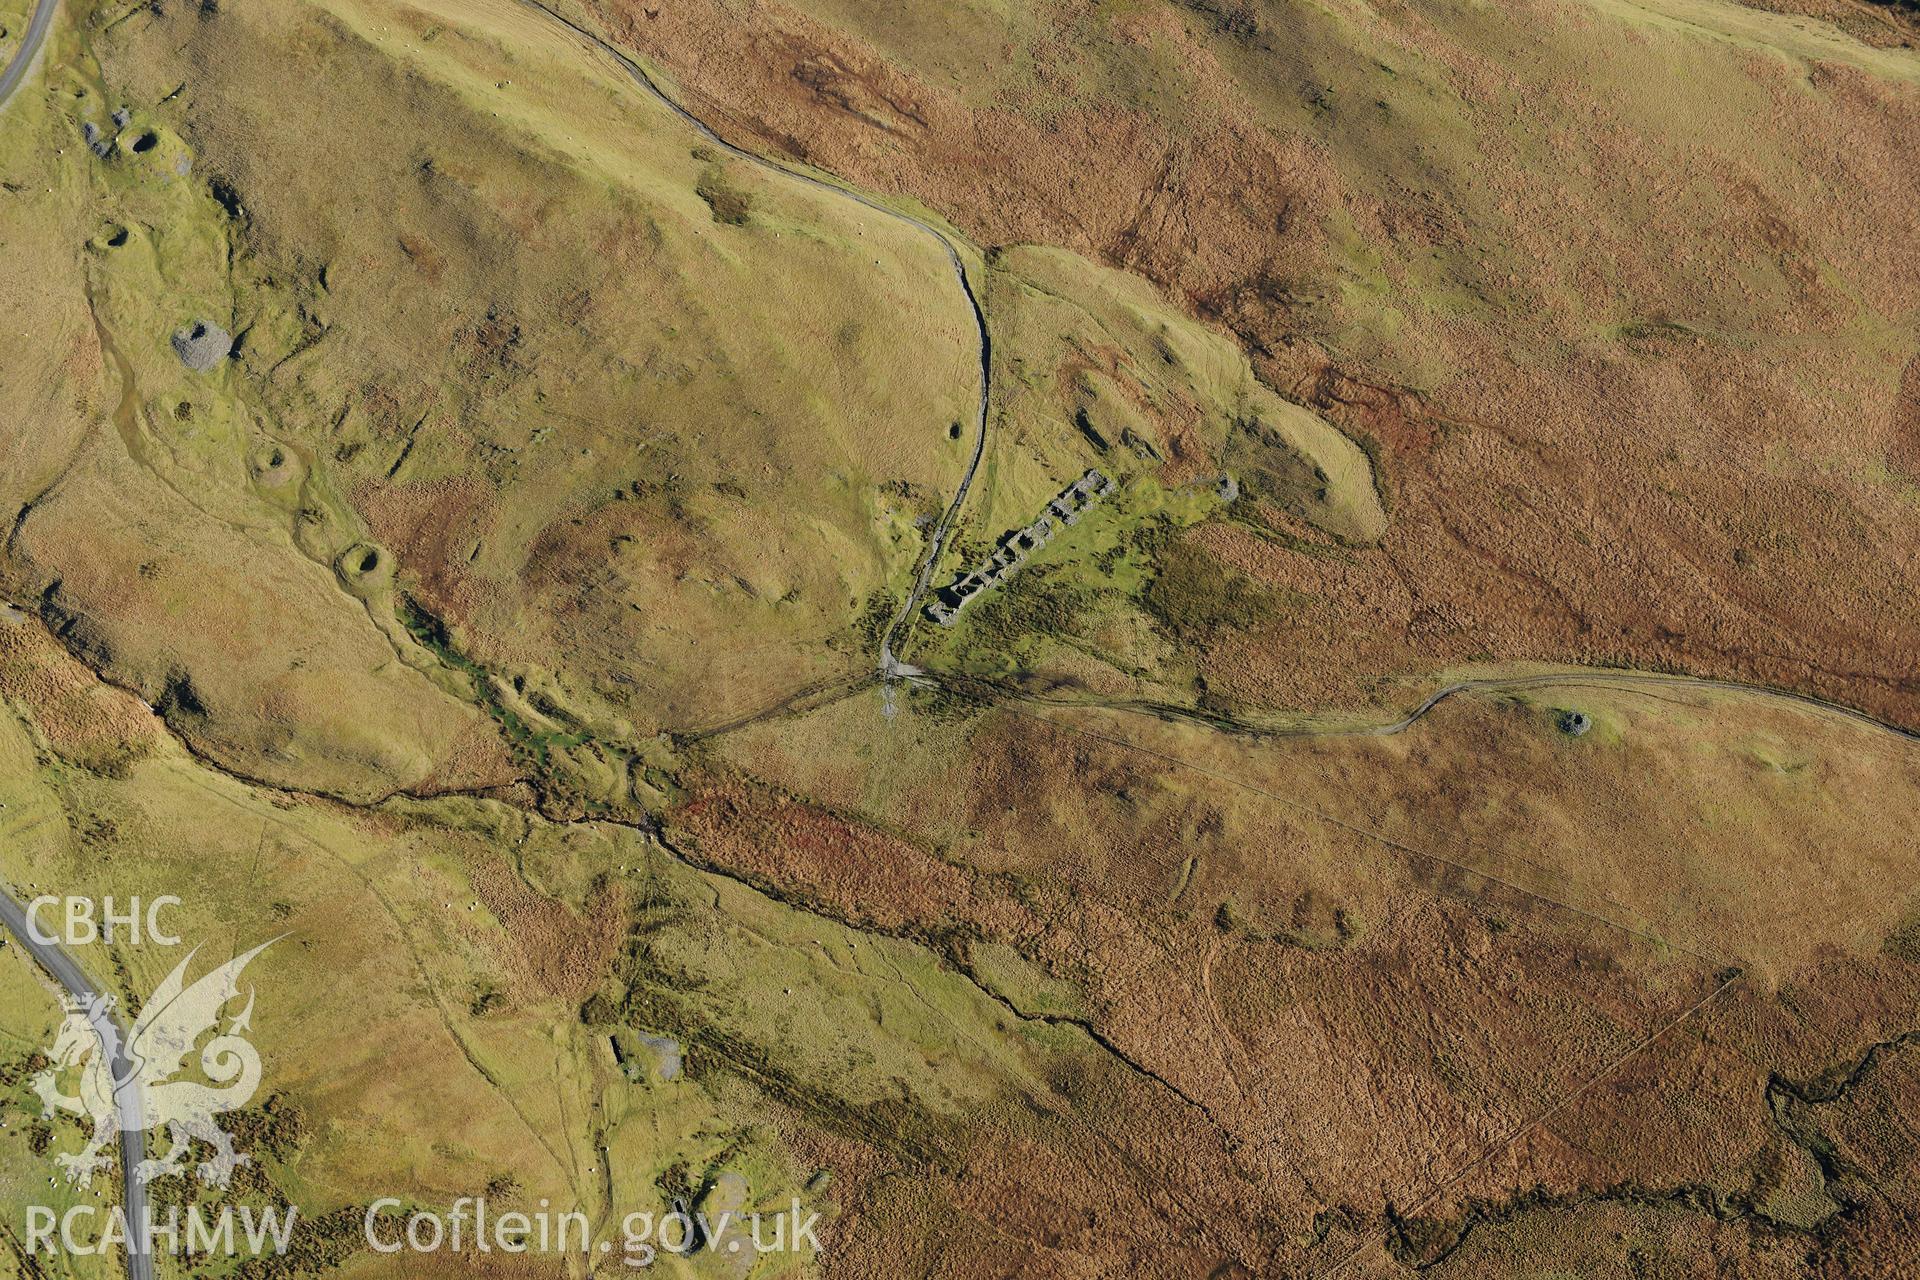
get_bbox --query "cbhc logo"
[25,896,183,946]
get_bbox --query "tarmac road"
[0,0,61,111]
[0,889,153,1280]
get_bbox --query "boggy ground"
[588,0,1920,726]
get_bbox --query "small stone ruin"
[170,319,233,372]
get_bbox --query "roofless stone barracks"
[927,469,1115,626]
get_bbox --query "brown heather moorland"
[595,0,1920,723]
[2,0,1918,1276]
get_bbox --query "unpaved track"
[7,9,1910,1278]
[509,6,1917,744]
[948,666,1920,749]
[1363,670,1920,742]
[516,0,992,683]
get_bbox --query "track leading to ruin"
[942,664,1920,750]
[516,0,992,690]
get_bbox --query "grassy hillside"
[591,0,1920,724]
[1,0,988,806]
[2,1,1918,1277]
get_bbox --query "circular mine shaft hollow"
[336,542,394,595]
[249,441,301,486]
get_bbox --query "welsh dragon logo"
[30,941,273,1189]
